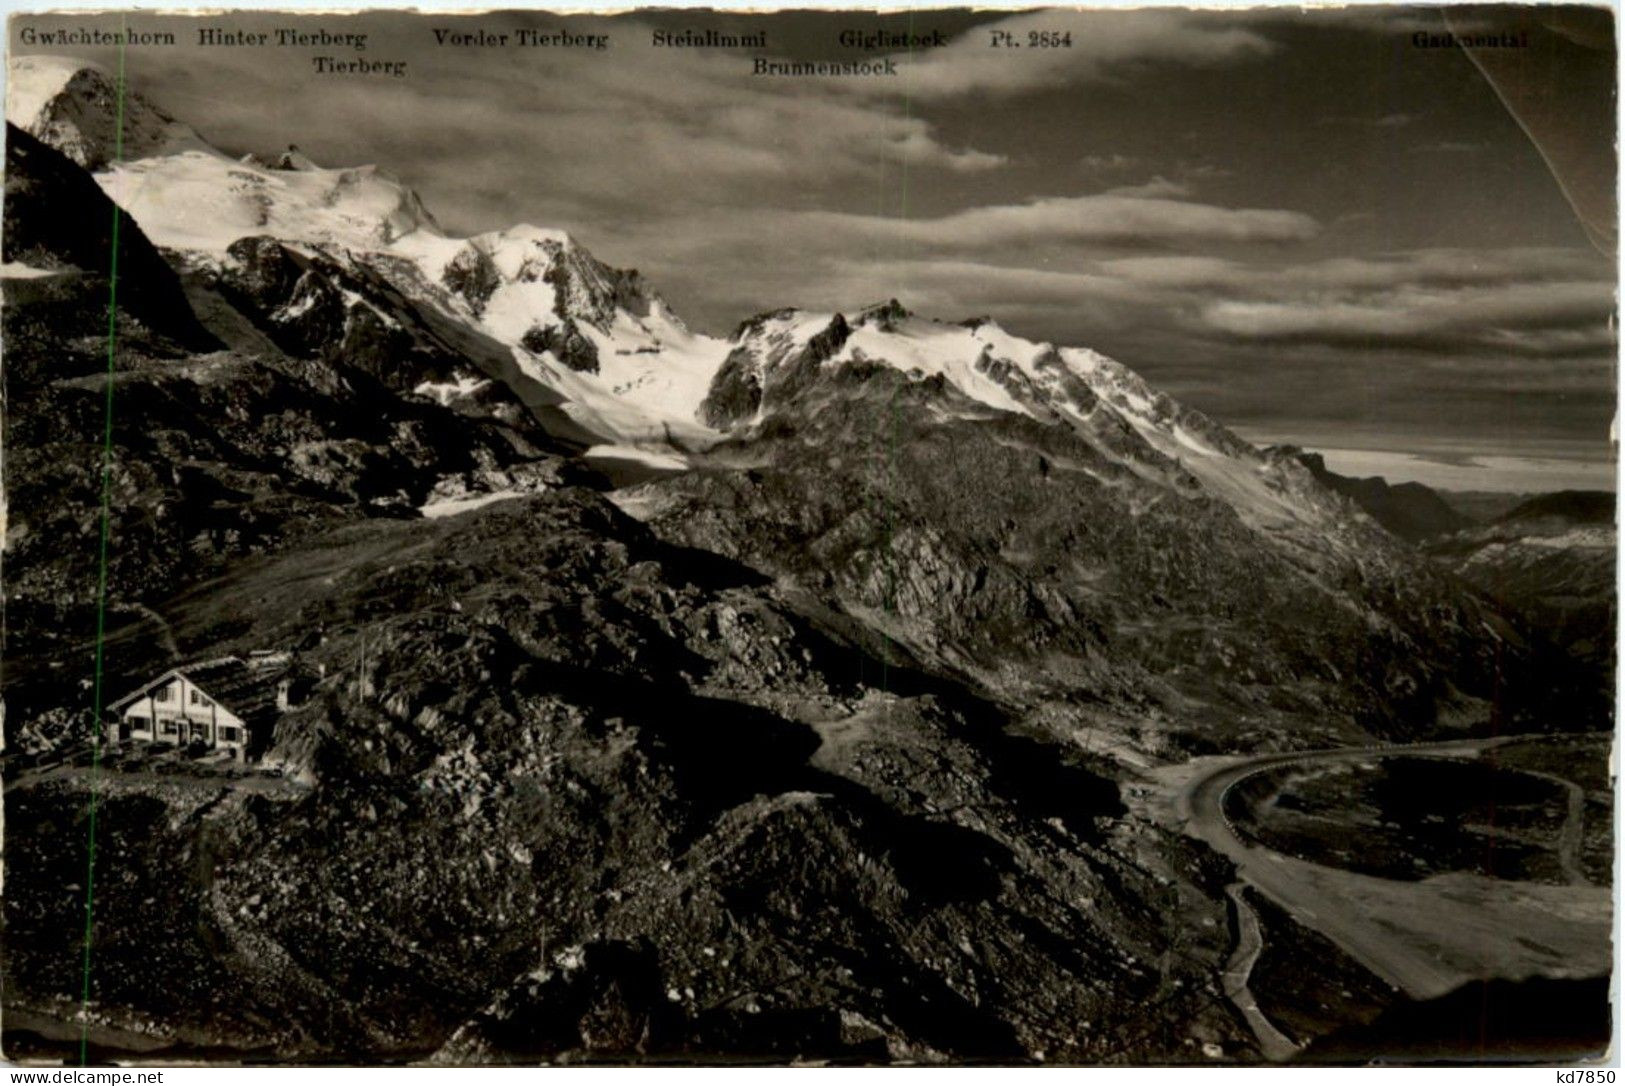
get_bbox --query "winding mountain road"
[1168,735,1611,1012]
[1220,882,1302,1061]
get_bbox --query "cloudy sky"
[11,5,1617,490]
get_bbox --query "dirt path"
[129,603,182,661]
[2,1006,174,1057]
[5,760,302,797]
[1220,883,1302,1062]
[1518,769,1589,885]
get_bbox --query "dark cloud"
[1102,177,1194,199]
[803,195,1321,246]
[7,4,1614,483]
[840,9,1277,99]
[1198,281,1613,353]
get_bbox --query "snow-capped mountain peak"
[8,58,732,451]
[7,55,1353,537]
[7,55,213,169]
[11,56,442,253]
[701,301,1348,535]
[418,224,663,334]
[96,150,444,254]
[380,224,729,448]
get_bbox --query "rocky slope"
[1,121,591,730]
[0,69,1244,1065]
[8,56,731,455]
[5,488,1251,1063]
[1427,491,1615,671]
[630,303,1603,747]
[2,122,217,351]
[1,57,1613,1066]
[5,55,212,169]
[1272,448,1612,674]
[1283,449,1473,544]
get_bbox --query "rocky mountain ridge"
[1282,449,1474,544]
[1426,490,1615,672]
[5,55,212,169]
[10,54,1609,747]
[0,55,1612,1066]
[2,123,1242,1058]
[1,119,591,729]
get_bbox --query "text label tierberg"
[198,28,369,49]
[429,28,609,49]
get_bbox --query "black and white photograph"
[0,2,1617,1068]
